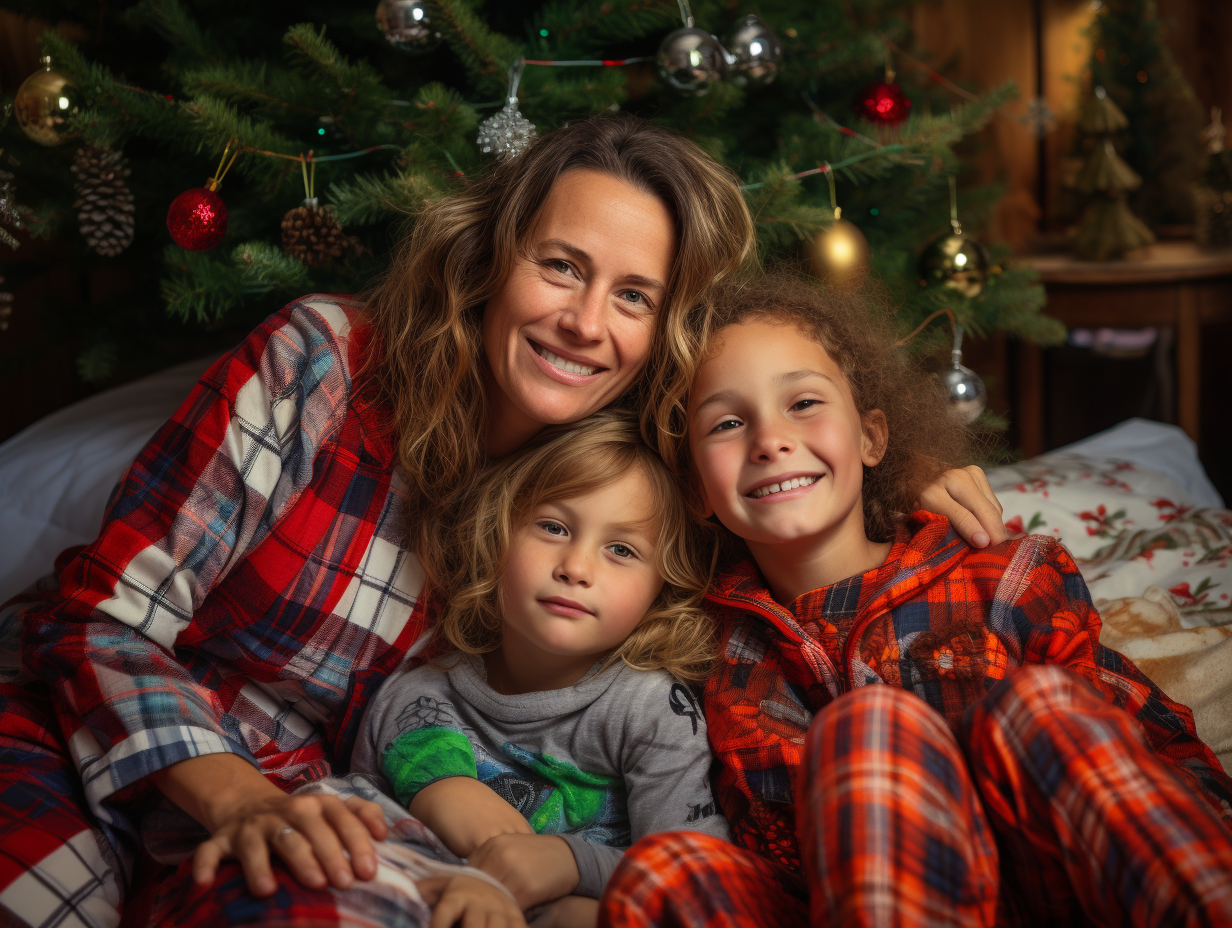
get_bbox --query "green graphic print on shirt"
[380,725,629,846]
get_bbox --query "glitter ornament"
[657,27,727,96]
[167,185,228,250]
[477,61,537,160]
[726,14,782,86]
[375,0,442,54]
[942,327,986,424]
[852,80,911,126]
[14,56,82,147]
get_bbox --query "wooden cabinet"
[1015,242,1232,457]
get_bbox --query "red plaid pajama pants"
[600,665,1232,928]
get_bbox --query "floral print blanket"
[989,455,1232,771]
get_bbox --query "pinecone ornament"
[0,278,12,331]
[72,146,135,256]
[281,198,360,267]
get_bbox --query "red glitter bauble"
[852,81,912,125]
[167,186,228,250]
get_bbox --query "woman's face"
[482,169,677,456]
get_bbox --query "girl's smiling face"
[687,319,887,562]
[482,169,677,456]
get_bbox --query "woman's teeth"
[750,476,817,499]
[535,344,598,376]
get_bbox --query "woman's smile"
[481,168,676,456]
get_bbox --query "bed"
[1,358,1228,771]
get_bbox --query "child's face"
[499,468,666,667]
[687,319,885,550]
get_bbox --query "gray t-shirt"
[352,653,729,897]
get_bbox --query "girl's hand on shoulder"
[528,895,600,928]
[418,873,526,928]
[191,792,388,898]
[917,464,1007,548]
[468,833,580,911]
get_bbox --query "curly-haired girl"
[349,409,727,928]
[608,272,1232,927]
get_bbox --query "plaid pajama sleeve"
[17,296,379,834]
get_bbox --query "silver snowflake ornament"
[477,102,537,160]
[1018,97,1057,140]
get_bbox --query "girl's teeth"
[751,476,817,499]
[536,344,597,376]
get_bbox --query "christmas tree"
[1082,0,1204,228]
[1071,86,1154,261]
[3,0,1061,387]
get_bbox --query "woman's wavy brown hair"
[435,408,718,682]
[649,271,972,543]
[358,114,754,582]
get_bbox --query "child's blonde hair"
[437,409,717,682]
[648,272,972,542]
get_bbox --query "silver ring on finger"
[278,827,295,837]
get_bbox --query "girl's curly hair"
[647,271,973,543]
[435,408,719,682]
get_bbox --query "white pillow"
[0,355,219,603]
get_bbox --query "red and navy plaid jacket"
[703,511,1232,874]
[14,296,433,846]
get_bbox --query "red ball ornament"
[167,184,228,250]
[852,81,912,125]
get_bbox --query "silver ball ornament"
[477,102,537,160]
[657,27,728,96]
[726,15,782,86]
[943,345,987,424]
[375,0,442,54]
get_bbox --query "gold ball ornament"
[806,211,870,287]
[15,57,82,147]
[917,230,990,298]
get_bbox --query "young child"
[349,409,729,928]
[604,273,1232,927]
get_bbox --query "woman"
[0,115,1004,927]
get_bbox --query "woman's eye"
[620,290,645,304]
[548,259,574,276]
[538,521,567,536]
[608,543,635,559]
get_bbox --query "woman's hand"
[191,792,389,897]
[410,776,534,858]
[917,464,1007,548]
[467,833,580,911]
[149,753,388,898]
[528,896,600,928]
[418,873,527,928]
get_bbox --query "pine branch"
[328,163,457,225]
[125,0,224,66]
[232,241,311,293]
[162,245,248,323]
[434,0,525,98]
